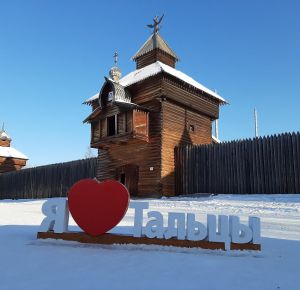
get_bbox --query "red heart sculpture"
[68,179,129,236]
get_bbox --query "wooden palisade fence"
[0,158,97,199]
[175,132,300,195]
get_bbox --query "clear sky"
[1,0,299,167]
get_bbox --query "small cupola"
[0,123,11,147]
[132,15,179,69]
[109,52,122,82]
[98,52,131,107]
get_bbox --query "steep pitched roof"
[0,126,11,141]
[0,130,11,141]
[83,78,131,105]
[132,32,178,61]
[108,79,131,103]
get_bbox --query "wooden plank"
[37,231,226,250]
[230,243,261,251]
[37,231,261,251]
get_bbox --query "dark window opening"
[107,115,116,136]
[125,112,128,132]
[120,173,126,185]
[189,124,195,132]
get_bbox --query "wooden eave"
[160,96,217,120]
[83,107,102,123]
[125,71,227,108]
[83,98,98,106]
[114,101,150,112]
[83,102,149,124]
[91,132,149,149]
[161,72,227,106]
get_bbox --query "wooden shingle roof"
[132,32,178,61]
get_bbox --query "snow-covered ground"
[0,194,300,290]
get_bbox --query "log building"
[0,125,28,173]
[84,19,227,197]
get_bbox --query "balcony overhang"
[91,132,149,149]
[83,101,149,124]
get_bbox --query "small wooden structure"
[0,125,28,174]
[84,19,227,197]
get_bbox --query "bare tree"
[84,147,96,159]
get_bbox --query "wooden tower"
[0,125,28,173]
[84,18,227,197]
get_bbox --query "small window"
[189,124,195,132]
[107,91,114,102]
[107,115,116,136]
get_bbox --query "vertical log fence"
[175,132,300,195]
[0,158,97,199]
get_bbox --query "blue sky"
[0,0,299,166]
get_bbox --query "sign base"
[37,232,261,251]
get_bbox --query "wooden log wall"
[97,100,162,197]
[0,139,11,147]
[135,49,176,69]
[0,157,27,173]
[162,77,220,119]
[175,132,300,195]
[161,100,212,196]
[0,158,97,199]
[133,109,149,136]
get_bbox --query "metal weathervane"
[147,14,164,33]
[113,52,118,66]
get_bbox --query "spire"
[132,16,179,69]
[109,51,122,82]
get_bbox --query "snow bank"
[0,194,299,290]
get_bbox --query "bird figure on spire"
[113,52,118,66]
[147,14,164,34]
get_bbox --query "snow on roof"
[212,135,220,143]
[0,130,11,141]
[84,62,227,104]
[0,146,28,160]
[83,92,99,104]
[120,61,227,103]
